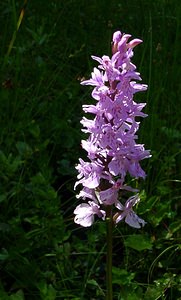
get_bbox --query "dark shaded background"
[0,1,180,299]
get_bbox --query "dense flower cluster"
[74,31,151,228]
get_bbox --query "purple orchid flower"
[114,194,146,228]
[74,201,106,227]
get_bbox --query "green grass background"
[0,0,181,299]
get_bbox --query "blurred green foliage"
[0,0,181,299]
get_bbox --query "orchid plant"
[74,30,150,299]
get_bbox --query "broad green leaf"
[9,290,24,300]
[37,281,56,300]
[16,141,32,157]
[124,234,153,251]
[144,286,164,300]
[166,220,181,238]
[112,268,135,285]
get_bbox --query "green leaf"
[28,120,40,138]
[16,141,32,157]
[166,220,181,238]
[9,290,24,300]
[112,268,135,285]
[124,234,153,251]
[126,292,142,300]
[144,286,164,300]
[87,279,99,287]
[87,279,105,296]
[37,281,56,300]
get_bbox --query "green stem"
[106,206,113,300]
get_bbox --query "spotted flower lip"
[81,67,107,87]
[74,159,104,189]
[74,201,106,227]
[74,30,151,228]
[114,194,146,228]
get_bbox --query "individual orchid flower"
[114,194,146,228]
[74,201,106,227]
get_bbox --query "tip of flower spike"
[116,34,132,54]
